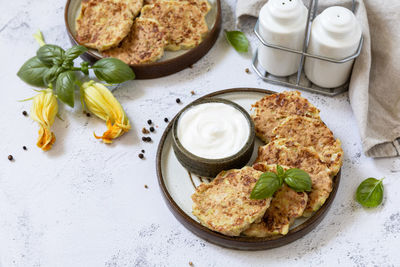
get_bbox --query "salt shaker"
[258,0,308,77]
[304,6,362,88]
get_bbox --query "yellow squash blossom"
[80,81,130,143]
[30,90,58,151]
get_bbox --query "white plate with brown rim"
[156,88,341,250]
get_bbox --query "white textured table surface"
[1,0,399,266]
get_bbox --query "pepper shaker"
[258,0,308,77]
[304,6,362,88]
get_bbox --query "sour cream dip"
[177,102,250,159]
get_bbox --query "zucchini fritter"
[75,0,144,51]
[272,116,343,175]
[102,18,167,64]
[140,0,209,51]
[191,167,271,236]
[251,91,320,142]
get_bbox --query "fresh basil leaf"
[284,168,312,192]
[250,172,281,200]
[356,178,384,208]
[93,58,135,83]
[55,71,76,107]
[43,66,64,86]
[17,56,50,87]
[37,44,65,66]
[224,30,249,53]
[64,45,87,62]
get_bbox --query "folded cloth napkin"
[236,0,400,158]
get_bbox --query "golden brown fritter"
[102,18,167,64]
[251,91,320,142]
[76,0,143,51]
[191,166,271,236]
[143,0,211,15]
[255,139,333,216]
[140,1,209,51]
[272,116,343,175]
[243,164,308,237]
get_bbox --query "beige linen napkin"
[236,0,400,158]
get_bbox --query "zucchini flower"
[80,81,130,143]
[30,90,58,151]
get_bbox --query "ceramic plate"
[156,88,341,250]
[64,0,221,79]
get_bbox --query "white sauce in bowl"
[177,102,250,159]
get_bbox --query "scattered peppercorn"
[164,117,169,123]
[142,137,147,141]
[8,155,13,161]
[22,111,28,116]
[138,153,144,159]
[86,112,91,117]
[142,127,150,134]
[146,137,152,142]
[23,146,27,151]
[176,98,181,103]
[141,149,145,153]
[190,91,195,95]
[147,119,152,125]
[189,262,193,266]
[245,68,250,73]
[144,184,148,189]
[150,126,155,132]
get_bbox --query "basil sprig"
[356,178,384,208]
[224,30,249,53]
[17,32,135,107]
[250,165,312,200]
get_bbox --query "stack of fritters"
[75,0,210,64]
[191,91,343,237]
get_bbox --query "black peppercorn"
[22,111,28,116]
[8,155,13,161]
[164,117,169,122]
[147,120,152,125]
[142,137,147,142]
[150,126,155,132]
[138,153,144,159]
[23,146,27,150]
[86,113,91,117]
[176,98,181,103]
[141,149,145,153]
[146,137,152,142]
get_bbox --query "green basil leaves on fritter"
[64,45,87,62]
[93,58,135,84]
[250,165,312,200]
[55,71,76,107]
[284,168,312,192]
[224,30,249,53]
[250,172,282,200]
[37,44,65,66]
[356,178,384,208]
[17,56,50,87]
